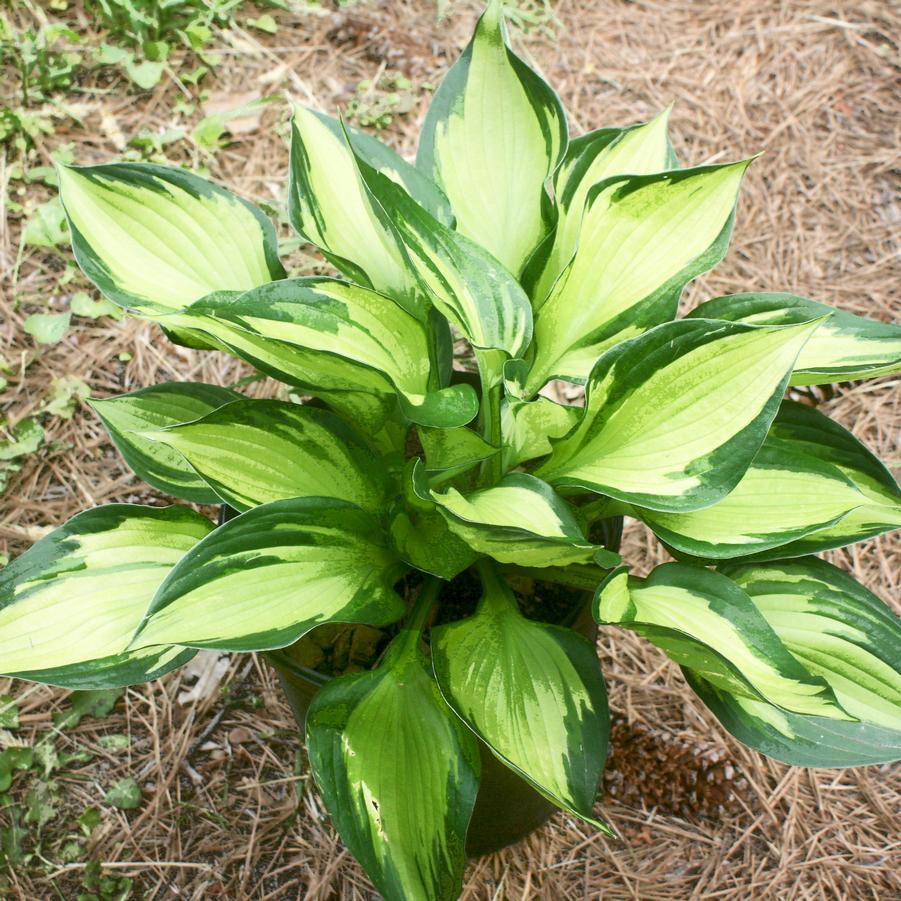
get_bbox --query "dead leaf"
[100,112,126,151]
[228,726,254,745]
[202,91,266,136]
[177,651,231,706]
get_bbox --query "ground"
[0,0,899,898]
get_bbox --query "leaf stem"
[392,575,444,659]
[477,381,502,485]
[473,349,504,486]
[475,558,517,612]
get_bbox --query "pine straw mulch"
[1,0,900,898]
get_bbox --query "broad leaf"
[431,565,612,833]
[595,564,848,720]
[722,558,901,731]
[529,109,674,305]
[686,673,901,768]
[428,472,611,568]
[638,438,868,560]
[307,633,479,901]
[342,118,452,225]
[525,160,752,392]
[0,505,213,688]
[165,279,478,429]
[140,399,391,513]
[417,425,498,476]
[747,401,901,558]
[58,163,284,313]
[161,291,398,432]
[389,506,478,580]
[89,382,241,503]
[359,163,533,368]
[288,107,422,317]
[500,395,580,471]
[771,401,900,504]
[689,293,901,385]
[417,0,567,275]
[536,318,824,512]
[686,558,901,766]
[132,498,406,652]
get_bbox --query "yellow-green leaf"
[417,0,567,275]
[595,564,848,720]
[140,399,392,513]
[689,293,901,385]
[529,108,674,306]
[537,318,824,512]
[289,107,423,317]
[307,631,479,901]
[58,163,284,313]
[526,160,752,392]
[432,564,612,833]
[0,506,213,688]
[132,498,406,652]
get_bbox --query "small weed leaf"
[53,689,124,731]
[103,778,142,810]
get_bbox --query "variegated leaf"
[431,564,613,833]
[500,395,580,471]
[722,558,901,732]
[686,673,901,767]
[389,506,478,581]
[88,382,241,504]
[417,0,567,275]
[525,160,752,393]
[595,564,849,720]
[58,163,284,313]
[747,401,901,558]
[0,505,213,688]
[131,498,406,652]
[638,438,867,560]
[536,318,824,512]
[687,558,901,766]
[140,399,391,513]
[528,108,674,306]
[164,279,478,429]
[428,472,612,567]
[358,162,533,369]
[771,401,900,504]
[342,117,452,225]
[307,630,479,901]
[689,293,901,385]
[288,107,423,318]
[161,291,398,432]
[417,425,498,476]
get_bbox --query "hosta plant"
[5,2,901,897]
